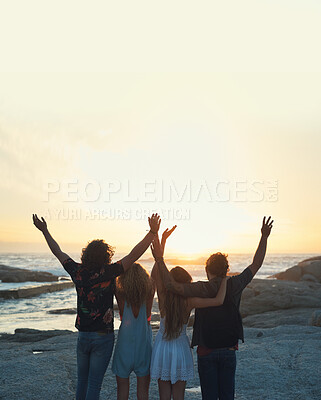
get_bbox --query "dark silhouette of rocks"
[0,264,59,283]
[271,256,321,283]
[0,281,74,299]
[0,328,73,342]
[47,308,77,315]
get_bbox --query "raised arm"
[248,216,273,277]
[151,226,177,293]
[120,214,161,271]
[151,233,185,296]
[32,214,69,264]
[188,277,227,309]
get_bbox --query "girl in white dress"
[150,228,227,400]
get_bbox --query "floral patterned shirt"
[62,258,124,332]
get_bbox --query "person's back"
[150,235,228,400]
[32,212,161,400]
[171,217,274,400]
[112,263,155,400]
[187,267,253,350]
[112,300,153,378]
[150,266,195,391]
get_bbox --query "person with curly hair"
[112,263,155,399]
[150,228,227,400]
[32,213,161,400]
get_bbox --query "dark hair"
[81,239,114,271]
[205,252,229,277]
[164,266,192,340]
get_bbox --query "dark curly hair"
[205,252,229,277]
[81,239,114,271]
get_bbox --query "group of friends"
[32,213,273,400]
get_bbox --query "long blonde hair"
[116,263,153,309]
[164,266,192,340]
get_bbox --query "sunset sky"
[0,1,320,255]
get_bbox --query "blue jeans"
[197,348,236,400]
[76,331,114,400]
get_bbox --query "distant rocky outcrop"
[0,265,74,299]
[240,279,321,317]
[0,264,59,283]
[0,328,73,342]
[0,281,74,299]
[47,308,77,315]
[271,256,321,283]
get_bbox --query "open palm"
[33,214,47,232]
[261,216,273,237]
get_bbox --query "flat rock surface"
[242,307,320,328]
[240,279,321,317]
[0,326,320,400]
[0,264,59,283]
[0,281,74,299]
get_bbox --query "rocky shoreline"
[0,325,320,400]
[0,281,74,299]
[0,264,60,283]
[0,256,320,398]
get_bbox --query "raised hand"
[161,225,177,241]
[32,214,48,232]
[148,213,161,234]
[261,216,273,238]
[161,225,177,248]
[151,235,164,259]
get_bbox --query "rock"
[241,287,256,299]
[0,264,59,283]
[257,331,263,337]
[299,255,321,263]
[47,308,77,315]
[301,260,321,281]
[240,279,321,317]
[0,326,321,400]
[0,328,73,342]
[301,274,318,283]
[243,308,319,328]
[309,310,321,327]
[272,256,321,283]
[0,281,74,299]
[272,265,302,282]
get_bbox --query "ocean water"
[0,252,317,334]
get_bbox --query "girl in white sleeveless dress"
[150,228,227,400]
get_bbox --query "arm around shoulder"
[188,277,227,309]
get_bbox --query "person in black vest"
[154,216,273,400]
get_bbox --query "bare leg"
[158,379,172,400]
[172,380,186,400]
[116,376,130,400]
[137,375,150,400]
